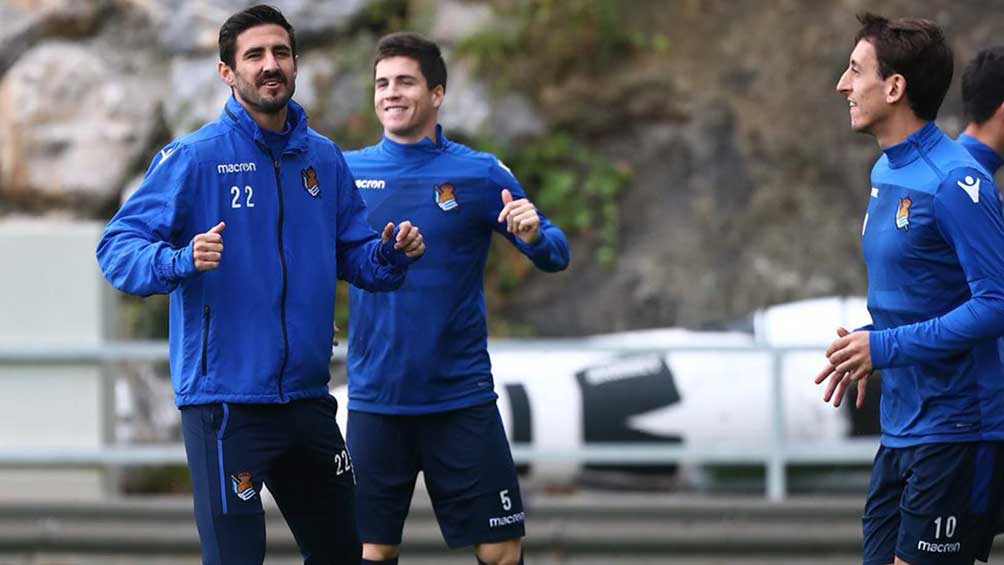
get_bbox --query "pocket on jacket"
[201,304,211,376]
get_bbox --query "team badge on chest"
[301,166,320,198]
[435,183,458,211]
[895,197,911,230]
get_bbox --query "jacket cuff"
[376,239,415,270]
[514,229,548,257]
[869,330,891,369]
[172,242,199,280]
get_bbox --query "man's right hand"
[192,221,225,271]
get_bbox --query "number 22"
[231,185,254,208]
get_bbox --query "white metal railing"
[0,341,879,501]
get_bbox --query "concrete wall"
[0,218,114,500]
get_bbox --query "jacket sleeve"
[95,143,200,296]
[870,168,1004,368]
[487,158,570,272]
[334,152,412,291]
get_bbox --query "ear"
[886,74,907,105]
[431,84,445,110]
[218,61,235,88]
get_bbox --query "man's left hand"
[497,189,541,244]
[813,326,873,409]
[826,328,873,381]
[381,220,425,258]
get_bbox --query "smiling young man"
[816,12,1004,565]
[958,46,1004,177]
[96,5,425,565]
[342,32,569,565]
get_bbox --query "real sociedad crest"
[895,197,911,230]
[301,166,320,198]
[231,472,256,501]
[435,183,458,211]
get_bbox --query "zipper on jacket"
[272,158,290,402]
[201,305,210,376]
[912,138,946,181]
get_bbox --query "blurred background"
[1,0,1001,563]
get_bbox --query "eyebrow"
[376,73,419,82]
[241,44,292,58]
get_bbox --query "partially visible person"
[96,5,424,564]
[818,12,1004,565]
[959,46,1004,177]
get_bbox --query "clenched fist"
[192,221,226,271]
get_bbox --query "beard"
[233,68,295,115]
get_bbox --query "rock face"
[148,0,368,54]
[0,41,161,205]
[4,0,999,335]
[0,0,529,212]
[497,0,1004,333]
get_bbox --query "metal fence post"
[766,349,786,501]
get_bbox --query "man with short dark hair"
[818,12,1004,565]
[958,46,1004,177]
[343,31,569,565]
[97,5,425,564]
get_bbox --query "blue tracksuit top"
[343,126,570,414]
[97,96,410,407]
[863,122,1004,447]
[958,133,1004,177]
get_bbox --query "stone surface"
[424,0,496,44]
[439,58,543,141]
[0,0,109,76]
[0,41,161,207]
[4,0,1002,335]
[145,0,368,54]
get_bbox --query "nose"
[262,50,280,72]
[836,69,851,94]
[382,83,402,102]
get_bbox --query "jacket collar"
[882,121,943,169]
[958,133,1004,175]
[221,95,309,155]
[378,124,448,159]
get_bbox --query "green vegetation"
[457,0,640,91]
[481,132,631,269]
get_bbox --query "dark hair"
[218,4,296,69]
[962,46,1004,125]
[374,32,447,91]
[853,12,953,121]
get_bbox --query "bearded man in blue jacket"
[819,13,1004,565]
[342,32,569,565]
[96,6,425,565]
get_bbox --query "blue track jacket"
[98,97,411,406]
[344,126,570,414]
[958,133,1004,177]
[862,122,1004,447]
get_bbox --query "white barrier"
[0,341,878,501]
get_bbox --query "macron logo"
[957,175,980,204]
[355,179,386,189]
[153,147,176,170]
[217,162,257,174]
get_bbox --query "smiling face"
[220,23,297,116]
[374,55,443,144]
[836,39,894,135]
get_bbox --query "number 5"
[500,489,512,511]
